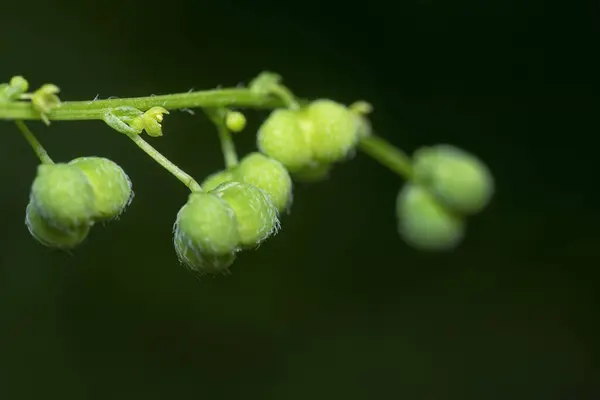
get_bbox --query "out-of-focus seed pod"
[412,144,494,215]
[396,183,466,251]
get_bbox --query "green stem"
[358,134,413,180]
[14,120,54,164]
[203,108,238,168]
[0,88,284,121]
[216,124,238,168]
[271,86,300,110]
[126,132,202,192]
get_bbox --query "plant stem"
[0,88,285,121]
[126,132,203,192]
[15,120,54,164]
[216,124,238,168]
[358,134,413,180]
[271,85,300,110]
[203,108,238,168]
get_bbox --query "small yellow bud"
[225,111,247,132]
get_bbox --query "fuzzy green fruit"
[412,145,494,216]
[236,152,293,213]
[300,99,359,164]
[396,183,465,251]
[25,202,91,249]
[211,181,279,248]
[257,109,312,173]
[201,169,237,192]
[173,229,236,275]
[30,163,96,230]
[69,156,133,221]
[173,192,241,274]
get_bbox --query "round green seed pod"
[173,228,236,275]
[300,99,360,164]
[25,202,91,249]
[257,108,312,173]
[68,156,133,221]
[30,163,96,230]
[173,192,241,274]
[412,144,494,215]
[396,183,465,251]
[211,181,279,248]
[235,152,293,213]
[201,168,237,192]
[292,162,332,183]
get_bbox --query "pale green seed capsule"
[301,99,359,164]
[173,192,241,273]
[173,228,236,275]
[30,163,96,230]
[412,145,494,215]
[201,168,237,192]
[25,202,90,249]
[68,157,133,221]
[292,162,332,183]
[235,152,293,213]
[396,183,465,251]
[257,109,312,173]
[211,181,279,248]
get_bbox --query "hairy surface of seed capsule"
[257,109,312,172]
[173,229,237,275]
[25,202,90,249]
[211,181,279,248]
[30,163,96,230]
[301,99,359,164]
[236,152,293,213]
[173,192,241,273]
[69,156,133,220]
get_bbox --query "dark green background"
[1,0,598,398]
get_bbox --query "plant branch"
[358,134,413,180]
[216,124,238,168]
[0,88,285,121]
[203,108,238,168]
[15,120,54,164]
[125,132,203,192]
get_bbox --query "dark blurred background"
[1,0,598,398]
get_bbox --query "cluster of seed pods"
[26,97,494,274]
